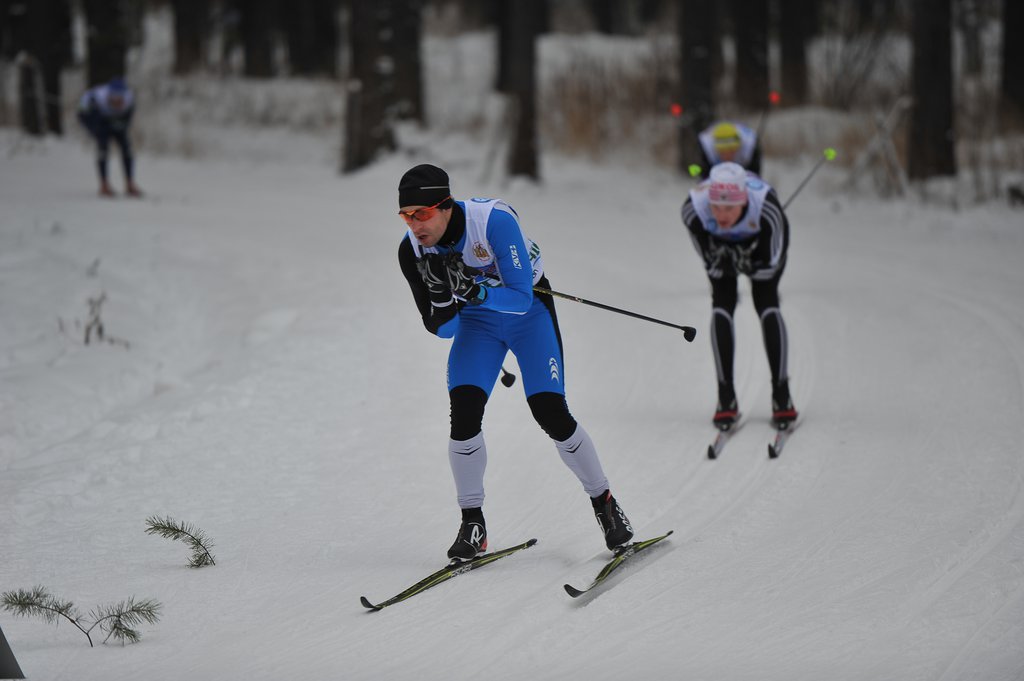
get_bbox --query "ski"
[360,538,538,611]
[768,421,796,458]
[707,416,743,459]
[564,531,674,598]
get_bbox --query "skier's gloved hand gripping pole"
[444,252,487,305]
[416,253,454,308]
[440,254,517,385]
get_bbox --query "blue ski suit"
[399,198,613,508]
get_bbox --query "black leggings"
[709,266,789,387]
[95,127,133,180]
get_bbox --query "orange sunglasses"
[398,196,451,222]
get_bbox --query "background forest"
[2,0,1023,203]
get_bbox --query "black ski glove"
[733,240,759,275]
[444,253,488,306]
[705,240,732,272]
[416,253,454,308]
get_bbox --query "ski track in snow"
[3,133,1024,680]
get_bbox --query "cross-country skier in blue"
[77,77,143,198]
[397,163,634,561]
[681,161,798,428]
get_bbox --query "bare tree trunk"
[173,0,206,74]
[285,0,339,77]
[678,0,714,174]
[778,0,810,106]
[733,0,769,111]
[82,0,127,85]
[589,0,614,33]
[907,0,956,180]
[41,53,62,134]
[392,0,423,121]
[17,0,71,134]
[1002,0,1024,124]
[17,53,45,135]
[342,0,397,172]
[241,0,275,77]
[495,0,544,93]
[46,0,71,134]
[957,0,982,77]
[1,0,22,127]
[505,0,540,180]
[495,0,512,93]
[589,0,640,35]
[455,0,498,30]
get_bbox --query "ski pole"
[534,286,697,342]
[755,90,781,142]
[783,147,837,210]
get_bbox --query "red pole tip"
[769,91,781,105]
[669,103,683,117]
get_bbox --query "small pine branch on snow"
[89,597,162,645]
[1,586,161,647]
[1,586,80,627]
[82,292,131,349]
[83,292,106,345]
[145,515,216,567]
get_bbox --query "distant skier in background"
[696,121,762,179]
[77,77,143,198]
[396,163,635,562]
[681,161,798,429]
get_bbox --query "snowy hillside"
[3,115,1024,680]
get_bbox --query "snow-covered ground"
[3,114,1024,680]
[3,8,1024,676]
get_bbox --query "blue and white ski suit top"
[398,199,566,398]
[77,81,135,132]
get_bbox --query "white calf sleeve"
[449,433,487,509]
[555,424,609,498]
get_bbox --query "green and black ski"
[564,531,674,598]
[361,538,538,611]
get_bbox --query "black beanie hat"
[398,164,451,208]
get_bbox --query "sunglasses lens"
[399,197,449,222]
[399,208,435,221]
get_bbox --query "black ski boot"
[771,381,798,428]
[591,490,634,551]
[447,508,487,562]
[713,382,739,429]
